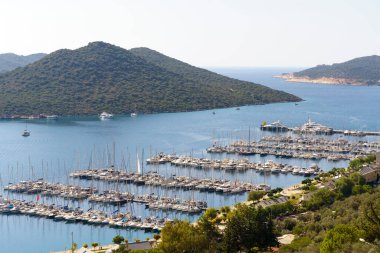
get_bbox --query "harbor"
[0,68,379,253]
[261,118,380,136]
[207,135,380,161]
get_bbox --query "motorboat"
[99,112,113,120]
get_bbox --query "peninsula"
[0,42,301,116]
[277,55,380,86]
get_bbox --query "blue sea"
[1,67,379,253]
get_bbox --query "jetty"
[4,180,97,199]
[207,136,380,161]
[69,169,269,194]
[147,153,323,176]
[4,180,207,214]
[0,199,167,231]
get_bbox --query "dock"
[261,119,380,136]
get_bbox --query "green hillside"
[294,55,380,85]
[0,42,301,115]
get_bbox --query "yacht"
[99,112,113,120]
[22,129,30,137]
[131,112,137,117]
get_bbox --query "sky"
[1,0,379,67]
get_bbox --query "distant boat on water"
[131,112,137,117]
[22,129,30,137]
[45,114,58,119]
[99,112,113,120]
[22,123,30,137]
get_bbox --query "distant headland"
[276,55,380,86]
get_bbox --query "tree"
[71,242,77,252]
[336,177,355,197]
[248,190,266,201]
[302,188,336,210]
[91,242,98,251]
[153,234,161,241]
[198,211,221,252]
[82,244,88,248]
[349,172,366,186]
[223,205,277,252]
[361,199,380,242]
[113,235,124,245]
[320,224,364,253]
[159,220,209,253]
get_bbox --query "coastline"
[274,74,372,86]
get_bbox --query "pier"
[208,136,380,161]
[0,199,167,231]
[147,153,323,176]
[4,180,207,214]
[69,169,269,194]
[261,119,380,136]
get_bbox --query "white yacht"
[99,112,113,120]
[130,112,137,117]
[22,129,30,137]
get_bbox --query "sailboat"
[136,153,141,175]
[22,122,30,137]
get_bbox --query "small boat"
[22,129,30,137]
[99,112,113,120]
[45,115,58,120]
[212,111,216,115]
[131,112,137,117]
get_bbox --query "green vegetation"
[223,205,277,252]
[320,224,364,253]
[248,190,266,201]
[0,53,46,73]
[0,42,300,115]
[159,220,209,253]
[293,55,380,85]
[106,155,379,253]
[349,154,376,170]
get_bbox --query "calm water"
[1,67,380,253]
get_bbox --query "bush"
[302,188,336,210]
[284,218,297,231]
[320,224,364,253]
[280,237,312,252]
[248,190,266,201]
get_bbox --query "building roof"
[257,196,289,208]
[360,166,376,176]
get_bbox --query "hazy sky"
[1,0,379,67]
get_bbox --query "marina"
[207,135,380,161]
[0,68,379,253]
